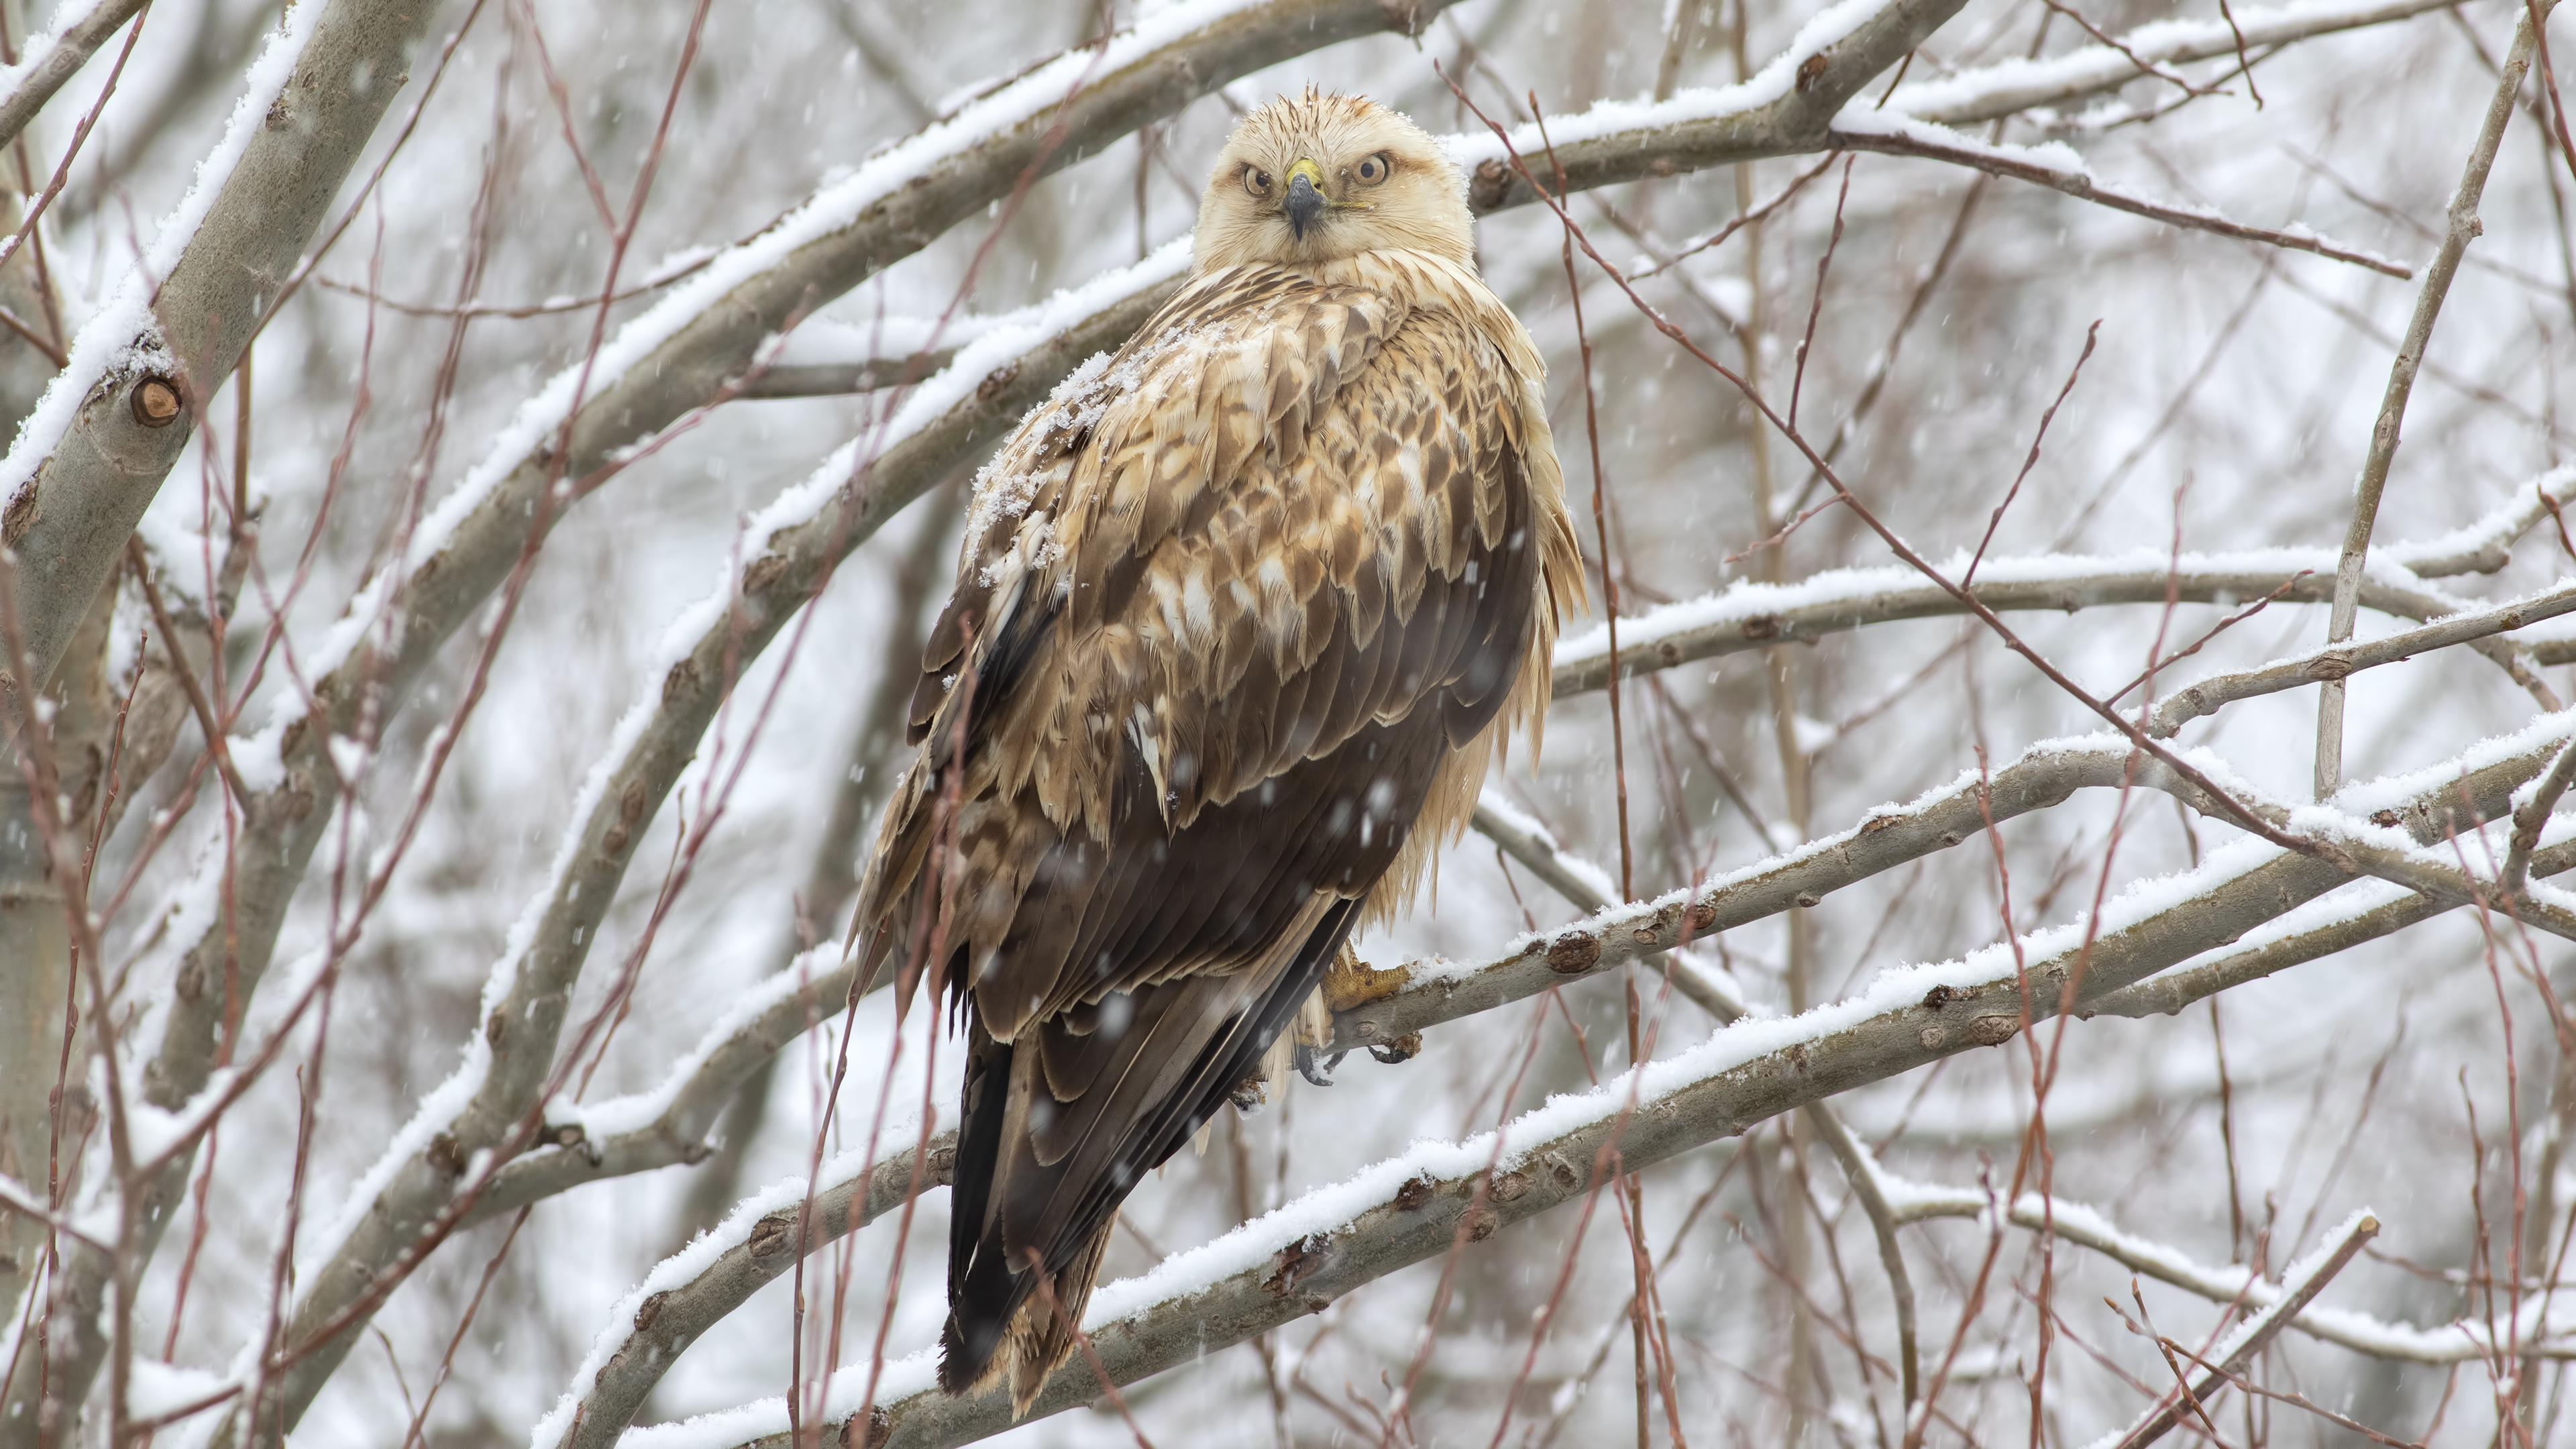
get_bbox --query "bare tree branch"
[1547,546,2549,700]
[2316,0,2552,796]
[0,0,438,692]
[244,252,1183,1436]
[1886,1188,2562,1363]
[2152,578,2576,736]
[1826,116,2409,276]
[1886,0,2457,126]
[0,0,146,158]
[650,716,2564,1449]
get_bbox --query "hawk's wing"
[856,254,1577,1397]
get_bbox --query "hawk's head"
[1194,89,1472,271]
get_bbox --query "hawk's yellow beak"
[1283,158,1326,239]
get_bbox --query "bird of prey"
[852,88,1583,1413]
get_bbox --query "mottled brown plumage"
[850,89,1582,1413]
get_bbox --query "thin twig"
[1828,120,2412,278]
[125,539,252,811]
[2508,738,2576,890]
[2154,580,2576,737]
[2318,0,2552,797]
[2111,1212,2379,1448]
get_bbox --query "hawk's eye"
[1244,166,1273,197]
[1354,153,1391,186]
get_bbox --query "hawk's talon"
[1293,1040,1336,1086]
[1366,1031,1423,1065]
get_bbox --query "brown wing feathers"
[853,228,1572,1412]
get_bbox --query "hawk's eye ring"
[1354,153,1391,186]
[1244,166,1273,197]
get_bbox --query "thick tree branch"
[1448,0,1968,213]
[1331,726,2520,1056]
[535,1133,960,1449]
[1886,0,2457,126]
[0,0,435,691]
[639,716,2565,1449]
[0,0,444,1438]
[249,254,1183,1434]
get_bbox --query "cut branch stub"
[3,0,438,690]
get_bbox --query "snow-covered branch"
[1449,0,1968,213]
[0,0,146,156]
[1450,0,2454,211]
[2152,579,2576,736]
[240,250,1185,1436]
[1547,537,2548,698]
[0,0,439,688]
[534,1132,959,1449]
[0,0,447,1434]
[637,716,2569,1449]
[1885,0,2455,126]
[1332,721,2557,1056]
[1889,1189,2576,1363]
[460,950,861,1224]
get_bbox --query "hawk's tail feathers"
[934,1219,1115,1418]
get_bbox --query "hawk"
[852,89,1583,1411]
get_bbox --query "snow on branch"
[1886,0,2457,126]
[531,1130,959,1449]
[0,0,145,156]
[1330,717,2573,1059]
[1548,535,2546,698]
[2152,578,2576,736]
[1888,1186,2576,1363]
[1448,0,2453,213]
[2381,463,2576,577]
[641,716,2573,1449]
[2079,814,2576,1024]
[1447,0,1966,212]
[238,250,1188,1434]
[462,947,860,1224]
[0,0,441,688]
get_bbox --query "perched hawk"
[853,89,1582,1411]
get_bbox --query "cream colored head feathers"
[1193,89,1471,271]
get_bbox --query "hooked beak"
[1283,158,1326,240]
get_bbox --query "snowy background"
[5,0,2575,1442]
